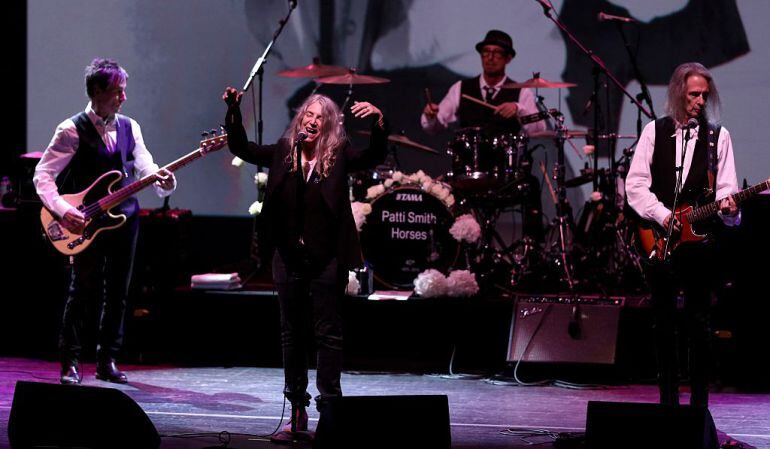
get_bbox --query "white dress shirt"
[420,75,546,135]
[33,103,176,218]
[626,119,740,227]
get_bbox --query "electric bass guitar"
[41,131,228,256]
[637,179,770,261]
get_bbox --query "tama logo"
[396,192,422,202]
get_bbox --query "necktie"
[484,86,495,103]
[302,161,311,182]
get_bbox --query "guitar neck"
[95,147,204,214]
[687,180,770,223]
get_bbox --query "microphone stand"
[238,1,298,280]
[242,0,298,145]
[534,0,652,119]
[614,21,656,120]
[661,127,692,262]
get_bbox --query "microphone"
[598,11,636,23]
[295,131,308,143]
[685,118,699,129]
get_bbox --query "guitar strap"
[706,122,721,197]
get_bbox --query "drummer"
[420,29,546,136]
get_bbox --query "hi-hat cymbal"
[357,130,438,154]
[277,58,348,78]
[316,69,390,85]
[503,73,577,89]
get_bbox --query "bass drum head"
[360,186,459,290]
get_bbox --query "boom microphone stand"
[240,0,298,279]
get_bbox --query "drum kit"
[278,61,644,292]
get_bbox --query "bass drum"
[359,186,460,290]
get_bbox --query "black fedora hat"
[475,29,516,58]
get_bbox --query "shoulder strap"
[706,122,721,193]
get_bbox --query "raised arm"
[223,87,276,166]
[346,101,390,171]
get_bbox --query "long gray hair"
[283,94,347,178]
[664,62,721,125]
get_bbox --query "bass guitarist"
[626,62,739,407]
[33,58,176,385]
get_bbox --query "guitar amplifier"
[507,295,622,364]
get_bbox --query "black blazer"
[226,107,389,270]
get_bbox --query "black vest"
[274,167,338,268]
[56,112,138,216]
[458,76,521,135]
[649,117,718,208]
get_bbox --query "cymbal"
[277,58,348,78]
[357,130,438,154]
[528,129,589,139]
[502,73,577,89]
[316,70,390,85]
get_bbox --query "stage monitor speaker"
[8,381,160,449]
[314,395,450,449]
[585,401,718,449]
[507,296,621,364]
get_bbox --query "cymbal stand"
[549,114,576,290]
[338,69,356,125]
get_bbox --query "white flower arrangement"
[346,270,361,295]
[413,269,479,298]
[449,213,481,244]
[254,172,268,187]
[231,156,244,167]
[363,170,455,209]
[350,201,372,231]
[446,270,479,297]
[413,269,449,298]
[248,200,263,216]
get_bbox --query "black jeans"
[273,251,346,410]
[59,213,139,365]
[645,243,716,407]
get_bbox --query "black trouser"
[273,251,346,410]
[59,214,138,366]
[644,243,716,407]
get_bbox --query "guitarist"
[33,58,176,385]
[626,62,739,407]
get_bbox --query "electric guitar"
[41,132,228,256]
[637,179,770,261]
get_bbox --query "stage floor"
[1,358,768,449]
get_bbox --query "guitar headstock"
[200,127,228,154]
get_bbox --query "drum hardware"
[501,72,578,90]
[277,58,348,78]
[314,68,390,124]
[358,186,459,290]
[356,130,439,155]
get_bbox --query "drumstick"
[461,93,496,111]
[424,87,434,105]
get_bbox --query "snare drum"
[447,127,528,191]
[359,186,459,289]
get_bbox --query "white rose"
[392,171,404,182]
[231,156,244,167]
[248,200,263,215]
[366,184,386,199]
[583,145,595,156]
[255,172,269,187]
[384,178,394,188]
[591,191,603,202]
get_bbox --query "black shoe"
[95,359,128,384]
[60,364,82,385]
